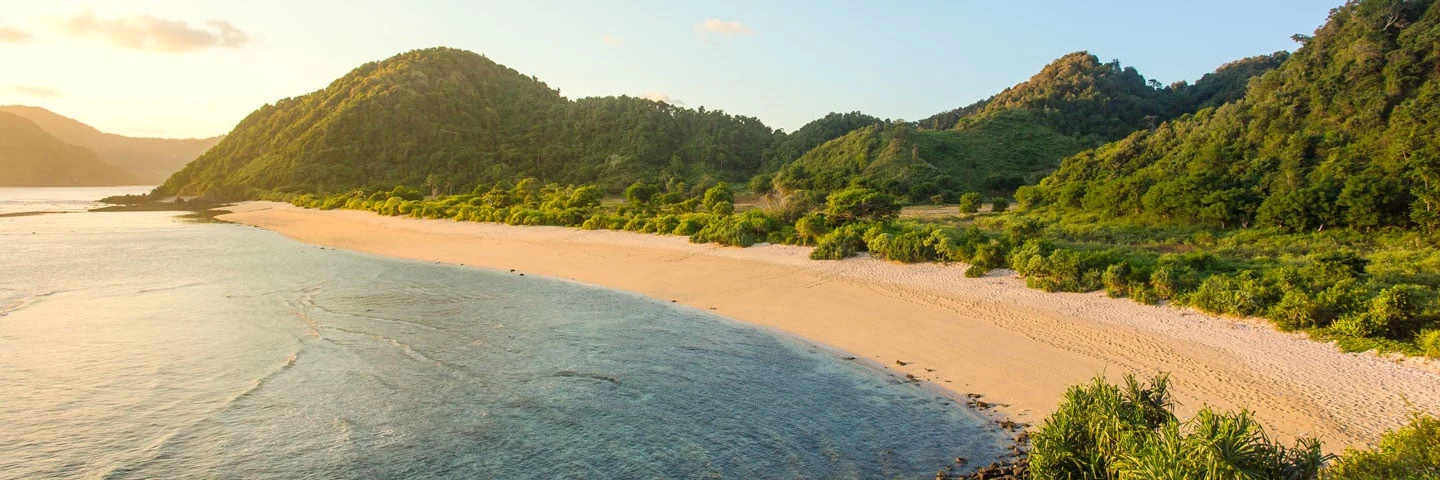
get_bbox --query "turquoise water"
[0,188,1008,479]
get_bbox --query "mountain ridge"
[0,112,142,186]
[0,105,221,183]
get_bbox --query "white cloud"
[694,19,753,36]
[0,26,32,43]
[640,92,682,105]
[601,35,623,46]
[58,12,248,52]
[14,85,59,98]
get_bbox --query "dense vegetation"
[1028,375,1438,479]
[778,51,1285,203]
[0,112,140,186]
[1021,1,1440,234]
[157,46,1282,204]
[0,105,220,183]
[766,111,1083,203]
[159,48,801,198]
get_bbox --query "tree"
[569,185,603,208]
[991,198,1010,212]
[624,182,659,205]
[703,182,734,212]
[958,192,982,213]
[824,186,900,224]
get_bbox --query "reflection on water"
[0,189,1008,479]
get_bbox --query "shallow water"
[0,188,1008,479]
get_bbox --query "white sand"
[220,201,1440,450]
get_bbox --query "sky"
[0,0,1340,139]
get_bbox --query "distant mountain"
[0,106,220,184]
[1021,0,1440,232]
[159,47,780,198]
[0,112,141,186]
[772,52,1284,201]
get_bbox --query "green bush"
[1421,330,1440,359]
[1103,263,1131,298]
[1325,414,1440,480]
[1031,374,1325,480]
[1131,285,1159,305]
[1189,271,1276,317]
[964,264,988,277]
[958,192,982,214]
[991,198,1010,213]
[690,210,778,247]
[824,187,900,223]
[811,224,868,260]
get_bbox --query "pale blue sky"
[0,0,1337,138]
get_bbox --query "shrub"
[1421,330,1440,359]
[1325,413,1440,479]
[1103,263,1131,298]
[991,198,1010,213]
[964,264,988,278]
[702,182,735,212]
[1131,285,1159,305]
[671,214,711,236]
[794,213,830,245]
[824,187,900,223]
[865,228,941,263]
[1031,375,1325,480]
[1150,265,1198,301]
[1189,271,1275,317]
[811,225,867,260]
[958,192,982,213]
[690,210,777,247]
[710,200,735,216]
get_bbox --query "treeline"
[1022,1,1440,233]
[1029,374,1438,479]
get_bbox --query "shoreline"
[217,201,1440,450]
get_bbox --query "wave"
[97,350,303,480]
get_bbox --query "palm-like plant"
[1031,374,1328,480]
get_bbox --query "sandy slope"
[219,202,1440,450]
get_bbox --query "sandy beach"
[219,201,1440,450]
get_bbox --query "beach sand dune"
[220,202,1440,450]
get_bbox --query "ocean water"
[0,187,1009,479]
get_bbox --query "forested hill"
[917,51,1287,143]
[768,52,1284,202]
[1019,0,1440,232]
[0,112,141,186]
[158,48,787,198]
[0,106,220,184]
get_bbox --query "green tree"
[624,182,659,205]
[703,182,734,212]
[824,187,899,224]
[958,192,982,213]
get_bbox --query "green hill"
[159,47,780,198]
[772,111,1083,200]
[0,105,220,184]
[0,112,141,186]
[760,111,882,172]
[773,52,1284,201]
[1020,0,1440,233]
